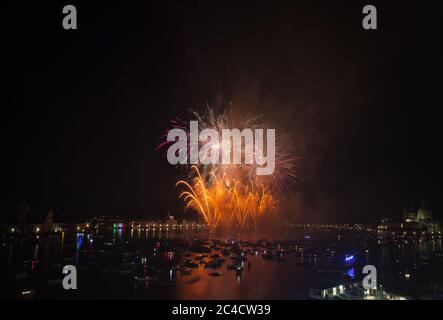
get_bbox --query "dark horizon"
[2,1,443,223]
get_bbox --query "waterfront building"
[309,280,408,300]
[404,201,440,233]
[378,201,441,236]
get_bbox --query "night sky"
[2,1,442,223]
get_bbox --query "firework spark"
[160,106,298,227]
[177,166,278,226]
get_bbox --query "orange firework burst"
[177,166,278,227]
[160,106,298,227]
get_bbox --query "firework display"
[160,107,298,227]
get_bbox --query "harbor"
[1,223,442,300]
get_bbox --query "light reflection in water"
[76,233,84,251]
[60,232,65,259]
[347,267,355,278]
[33,244,39,260]
[2,227,442,299]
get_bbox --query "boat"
[184,261,198,269]
[19,289,35,300]
[204,261,222,269]
[344,254,355,265]
[227,264,242,271]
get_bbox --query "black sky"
[2,1,442,223]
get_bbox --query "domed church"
[403,201,440,233]
[417,201,434,224]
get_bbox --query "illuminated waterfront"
[1,225,442,299]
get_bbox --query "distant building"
[378,201,441,236]
[0,206,70,234]
[166,212,178,226]
[404,201,440,233]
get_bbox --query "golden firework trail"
[176,166,278,227]
[160,106,297,227]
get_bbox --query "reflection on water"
[1,227,442,299]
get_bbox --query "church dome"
[417,201,433,223]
